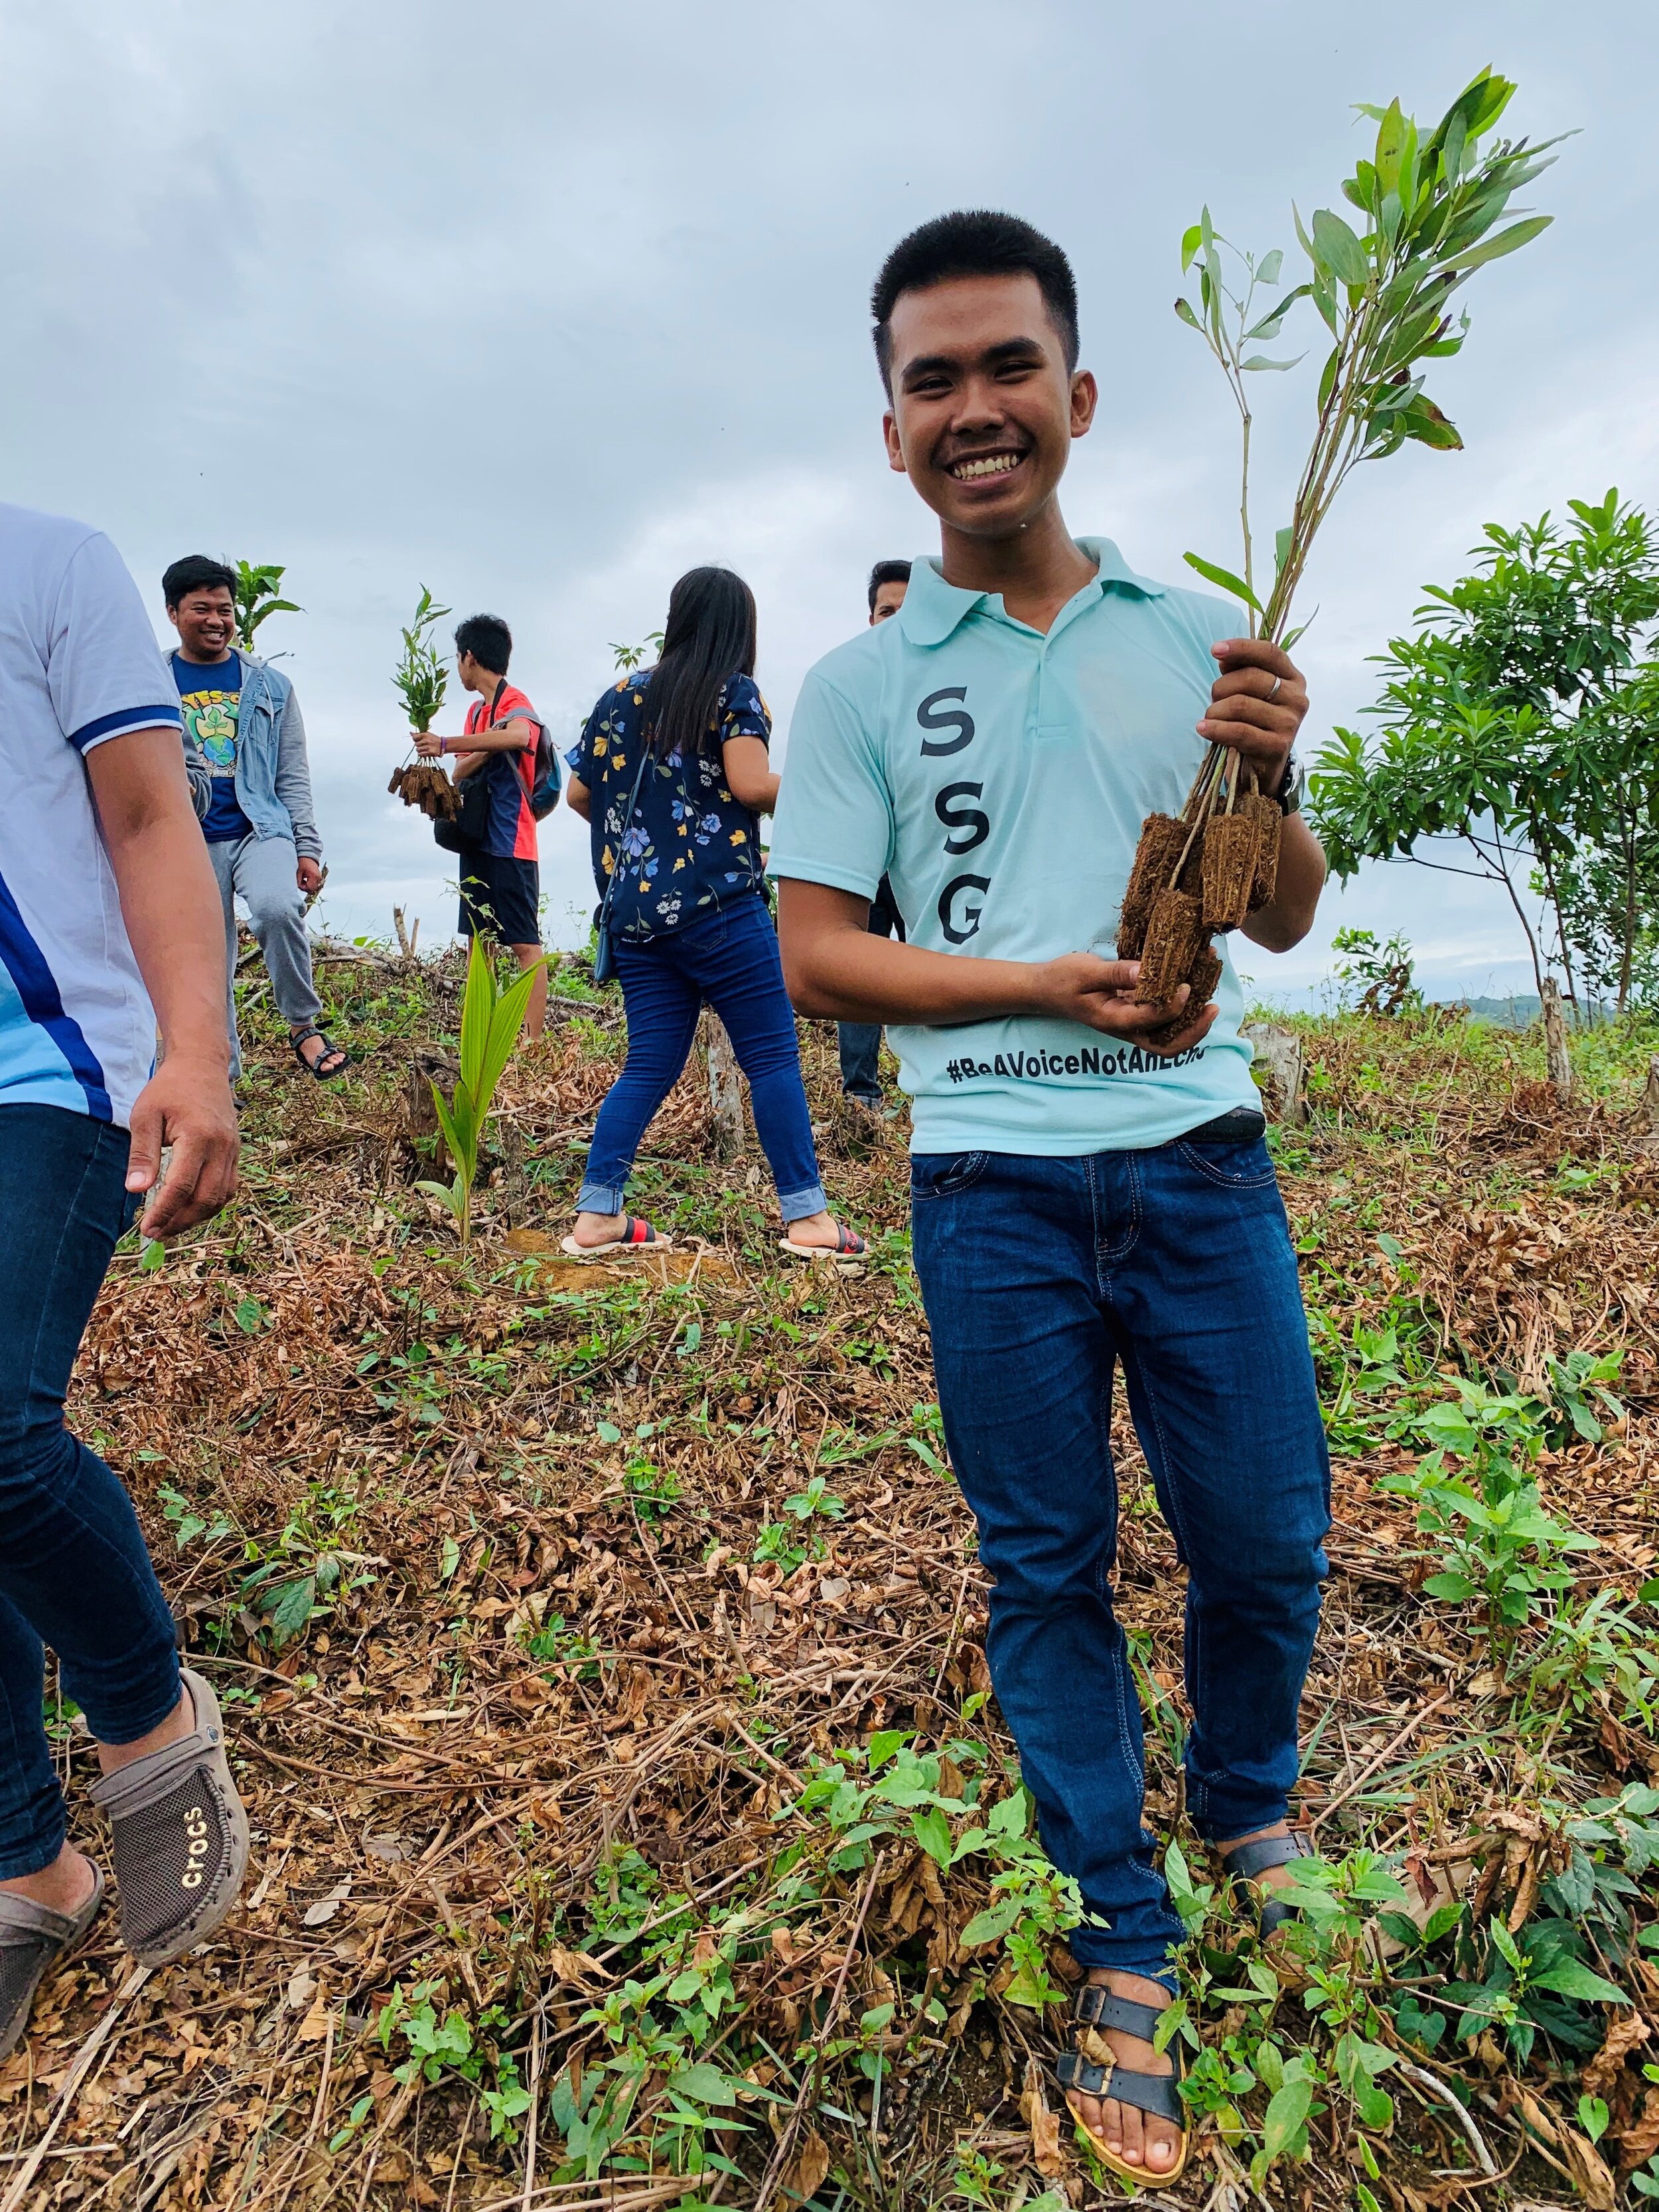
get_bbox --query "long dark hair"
[644,567,758,761]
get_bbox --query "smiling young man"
[163,556,345,1082]
[771,211,1331,2183]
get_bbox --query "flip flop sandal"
[291,1027,348,1080]
[1054,1986,1189,2185]
[88,1668,250,1966]
[559,1216,672,1258]
[778,1222,867,1262]
[1220,1828,1315,1937]
[0,1866,106,2059]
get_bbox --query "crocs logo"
[181,1805,210,1890]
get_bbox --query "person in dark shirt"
[164,555,345,1081]
[413,613,549,1040]
[837,559,912,1108]
[562,565,862,1260]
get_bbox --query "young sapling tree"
[388,586,461,820]
[1129,67,1563,1011]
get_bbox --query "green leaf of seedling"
[264,1574,317,1646]
[1423,1572,1479,1601]
[1180,223,1203,272]
[139,1238,166,1272]
[1311,207,1371,286]
[1257,247,1283,284]
[668,2063,739,2108]
[867,1729,912,1771]
[1262,2075,1314,2161]
[458,932,496,1098]
[1579,2094,1610,2145]
[234,1295,264,1333]
[1183,552,1263,613]
[912,1807,954,1865]
[960,1898,1022,1948]
[1242,353,1306,372]
[1532,1958,1626,2004]
[1175,295,1202,330]
[1436,215,1553,275]
[414,1178,463,1222]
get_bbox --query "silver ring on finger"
[1268,674,1283,700]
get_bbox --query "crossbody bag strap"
[595,742,653,932]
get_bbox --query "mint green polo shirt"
[769,538,1262,1155]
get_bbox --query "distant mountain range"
[1433,994,1621,1028]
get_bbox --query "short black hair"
[867,558,912,615]
[871,210,1079,392]
[163,555,236,608]
[455,613,512,674]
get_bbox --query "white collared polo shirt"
[770,537,1262,1155]
[0,504,182,1128]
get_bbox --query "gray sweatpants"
[207,834,322,1079]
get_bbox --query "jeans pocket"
[1174,1136,1280,1190]
[910,1151,991,1201]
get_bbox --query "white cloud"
[5,0,1655,988]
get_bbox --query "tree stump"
[701,1011,745,1163]
[1242,1022,1306,1126]
[1542,978,1572,1104]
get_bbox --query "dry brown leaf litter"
[5,957,1656,2209]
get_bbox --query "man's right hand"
[1029,952,1218,1055]
[413,730,444,759]
[127,1050,240,1240]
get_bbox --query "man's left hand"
[1198,639,1308,794]
[296,857,323,895]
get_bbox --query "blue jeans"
[0,1107,182,1877]
[910,1136,1329,1986]
[579,895,828,1222]
[837,1024,883,1103]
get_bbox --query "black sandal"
[291,1027,348,1080]
[1054,1986,1189,2185]
[1220,1828,1315,1937]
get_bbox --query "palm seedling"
[415,935,545,1246]
[388,586,461,820]
[1127,67,1563,1025]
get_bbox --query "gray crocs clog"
[89,1668,250,1966]
[0,1864,106,2058]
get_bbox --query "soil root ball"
[1135,889,1203,1007]
[1118,814,1189,958]
[1202,813,1263,931]
[1143,946,1223,1049]
[1240,791,1281,909]
[391,762,461,822]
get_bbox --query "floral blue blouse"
[568,669,770,940]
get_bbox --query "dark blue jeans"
[579,895,828,1223]
[837,1024,883,1104]
[0,1106,182,1878]
[910,1136,1329,1986]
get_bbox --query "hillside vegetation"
[5,946,1657,2212]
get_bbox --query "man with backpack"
[413,613,553,1038]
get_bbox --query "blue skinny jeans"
[0,1106,182,1877]
[578,895,828,1223]
[910,1134,1330,1987]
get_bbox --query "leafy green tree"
[1311,491,1659,1009]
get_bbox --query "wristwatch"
[1271,752,1303,815]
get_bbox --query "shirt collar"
[897,535,1167,647]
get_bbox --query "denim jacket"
[179,648,321,859]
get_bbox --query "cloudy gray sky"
[6,0,1654,1003]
